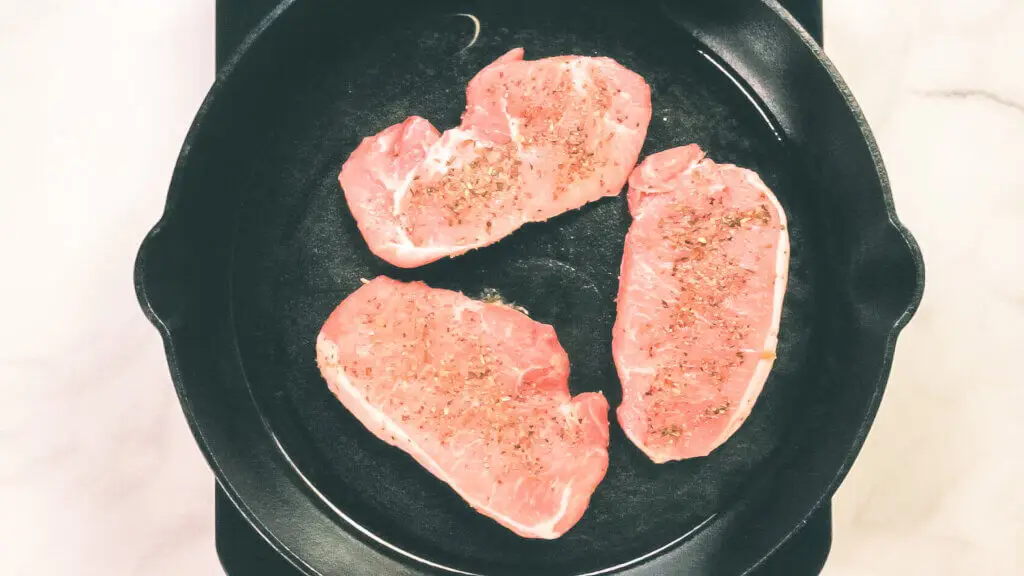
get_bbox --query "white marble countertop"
[2,1,1021,574]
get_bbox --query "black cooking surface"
[212,1,829,575]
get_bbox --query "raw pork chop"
[315,276,610,538]
[338,48,652,268]
[612,145,789,463]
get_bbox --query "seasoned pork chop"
[338,48,652,268]
[613,145,789,462]
[316,277,610,538]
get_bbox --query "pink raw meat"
[613,145,790,463]
[316,277,610,538]
[338,48,652,268]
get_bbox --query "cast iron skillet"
[134,0,924,574]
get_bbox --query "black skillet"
[135,1,924,574]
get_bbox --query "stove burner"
[212,1,828,573]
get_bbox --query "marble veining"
[919,89,1024,115]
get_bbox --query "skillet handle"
[773,0,824,45]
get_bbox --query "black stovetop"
[212,2,829,574]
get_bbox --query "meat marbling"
[338,48,652,268]
[315,276,610,538]
[613,145,790,463]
